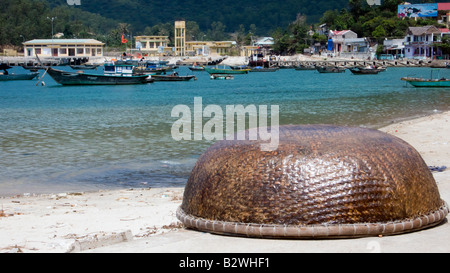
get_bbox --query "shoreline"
[0,110,449,253]
[2,54,447,68]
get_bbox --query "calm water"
[0,65,449,195]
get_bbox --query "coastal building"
[342,38,370,54]
[404,26,442,59]
[185,41,208,56]
[240,45,259,57]
[328,30,357,54]
[383,39,405,59]
[328,30,371,58]
[23,39,104,58]
[210,41,235,56]
[317,23,329,37]
[1,48,20,57]
[175,21,186,56]
[437,3,450,28]
[185,41,236,56]
[134,36,170,57]
[254,37,274,56]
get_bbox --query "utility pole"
[47,17,57,57]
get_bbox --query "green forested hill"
[46,0,349,34]
[2,0,450,48]
[0,0,119,46]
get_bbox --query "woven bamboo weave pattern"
[178,125,448,238]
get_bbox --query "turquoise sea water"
[0,65,449,195]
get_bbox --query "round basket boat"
[177,125,448,238]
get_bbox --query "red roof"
[438,3,450,11]
[331,30,350,36]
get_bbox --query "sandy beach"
[0,111,449,253]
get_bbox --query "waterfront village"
[3,2,450,70]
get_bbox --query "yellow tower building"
[175,21,186,56]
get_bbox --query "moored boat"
[47,67,152,85]
[402,69,450,87]
[133,60,169,75]
[189,66,205,71]
[230,65,249,70]
[250,66,279,72]
[401,77,450,87]
[210,74,234,80]
[22,65,46,72]
[205,67,250,74]
[151,72,196,81]
[70,64,100,70]
[0,63,39,81]
[0,72,39,81]
[316,66,346,73]
[295,65,316,70]
[348,66,382,75]
[189,65,205,71]
[104,62,136,76]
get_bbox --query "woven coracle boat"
[177,125,448,238]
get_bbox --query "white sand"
[0,187,184,252]
[1,111,449,253]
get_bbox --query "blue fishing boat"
[47,67,152,85]
[205,66,250,74]
[401,77,450,87]
[70,64,100,70]
[250,66,279,72]
[401,69,450,87]
[0,63,39,81]
[133,60,169,75]
[0,72,39,81]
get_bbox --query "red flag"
[121,34,128,44]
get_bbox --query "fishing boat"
[104,62,136,76]
[295,65,316,70]
[0,63,39,81]
[250,66,279,72]
[70,64,100,70]
[230,65,249,70]
[205,66,250,74]
[401,69,450,87]
[348,66,382,75]
[133,60,170,75]
[189,66,205,71]
[22,64,46,72]
[401,77,450,87]
[316,66,346,73]
[151,72,196,82]
[207,57,226,65]
[0,72,39,81]
[47,67,152,85]
[189,62,205,71]
[210,74,234,80]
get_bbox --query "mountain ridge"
[46,0,350,34]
